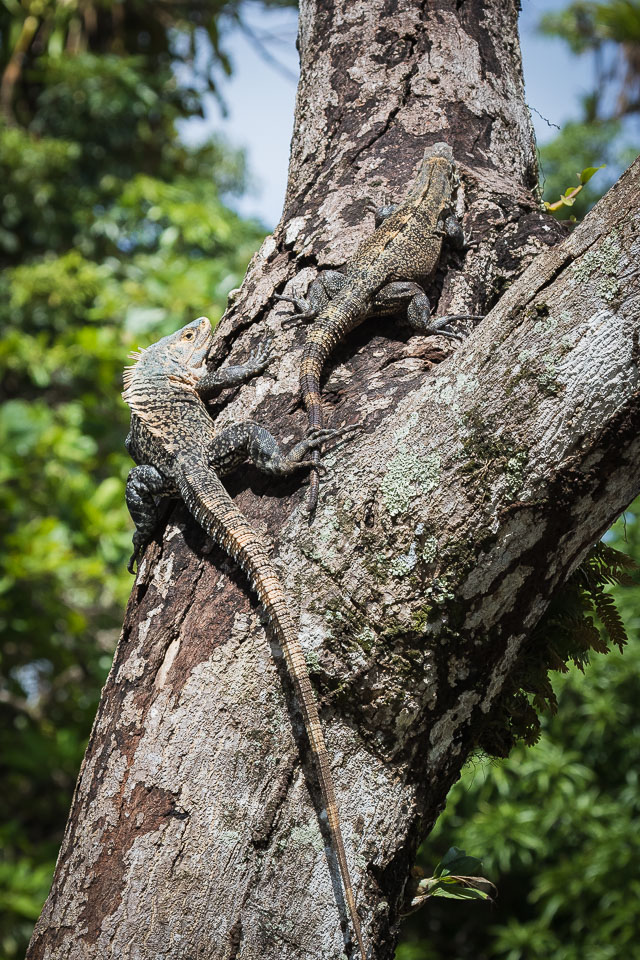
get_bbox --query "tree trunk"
[28,1,640,959]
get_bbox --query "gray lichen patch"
[503,451,529,499]
[387,524,432,579]
[531,309,558,338]
[380,451,441,517]
[354,627,377,654]
[421,535,438,563]
[389,543,418,578]
[280,820,324,854]
[509,344,562,397]
[429,370,480,415]
[216,829,242,846]
[422,575,456,607]
[571,232,622,304]
[303,646,323,675]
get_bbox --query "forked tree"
[28,1,640,958]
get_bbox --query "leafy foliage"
[0,0,296,128]
[539,0,640,117]
[403,848,494,913]
[476,540,634,759]
[0,3,269,956]
[538,118,635,220]
[543,162,605,211]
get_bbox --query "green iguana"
[277,141,472,512]
[122,317,366,960]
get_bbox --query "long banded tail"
[177,467,366,960]
[300,330,326,514]
[301,310,356,514]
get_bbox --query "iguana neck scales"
[122,318,365,960]
[282,142,461,512]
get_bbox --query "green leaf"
[435,846,484,877]
[579,164,606,185]
[429,882,490,901]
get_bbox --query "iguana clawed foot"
[243,335,274,375]
[198,335,275,396]
[307,423,362,445]
[127,540,142,575]
[366,196,399,227]
[274,291,318,325]
[405,291,481,341]
[275,270,346,326]
[287,423,361,475]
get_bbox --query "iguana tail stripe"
[176,467,365,959]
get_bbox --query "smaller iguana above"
[277,141,475,513]
[122,318,366,960]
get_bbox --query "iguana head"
[122,316,213,414]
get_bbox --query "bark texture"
[29,1,640,959]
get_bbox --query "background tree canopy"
[0,1,638,959]
[0,3,273,954]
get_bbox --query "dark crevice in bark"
[226,919,243,960]
[346,55,422,171]
[250,753,297,849]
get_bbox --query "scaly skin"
[282,142,462,512]
[122,317,366,960]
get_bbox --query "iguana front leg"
[208,421,353,479]
[403,289,467,342]
[367,198,400,227]
[277,269,470,340]
[197,338,273,398]
[125,465,177,573]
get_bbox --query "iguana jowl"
[122,317,366,960]
[278,141,465,512]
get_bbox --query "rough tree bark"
[28,1,640,959]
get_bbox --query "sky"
[181,0,593,228]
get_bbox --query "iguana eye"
[183,330,195,341]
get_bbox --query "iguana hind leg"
[274,269,346,322]
[125,465,176,573]
[374,282,463,340]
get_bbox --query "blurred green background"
[0,2,638,958]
